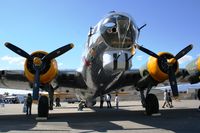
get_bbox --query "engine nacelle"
[186,57,200,74]
[185,57,200,83]
[24,51,58,84]
[145,52,179,82]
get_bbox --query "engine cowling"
[186,56,200,74]
[185,56,200,83]
[146,52,179,82]
[24,51,58,84]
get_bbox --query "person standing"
[168,90,173,108]
[55,97,61,107]
[162,89,170,108]
[115,94,119,109]
[106,94,112,108]
[26,93,32,115]
[108,94,112,108]
[100,95,105,108]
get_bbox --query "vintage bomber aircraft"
[0,11,199,117]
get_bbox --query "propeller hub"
[167,58,176,65]
[33,57,42,66]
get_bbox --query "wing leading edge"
[0,70,87,91]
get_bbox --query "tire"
[198,89,200,100]
[145,93,159,115]
[38,95,49,117]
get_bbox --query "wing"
[160,68,200,86]
[105,67,200,94]
[176,68,200,84]
[104,69,142,93]
[0,70,87,90]
[55,70,87,89]
[0,70,30,89]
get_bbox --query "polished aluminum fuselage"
[78,12,138,102]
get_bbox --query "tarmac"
[0,100,200,133]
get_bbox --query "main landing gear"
[38,95,49,117]
[37,85,56,117]
[140,89,159,115]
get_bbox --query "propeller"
[136,43,193,97]
[5,42,74,100]
[5,42,33,60]
[175,44,193,60]
[42,43,74,62]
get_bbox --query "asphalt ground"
[0,100,200,133]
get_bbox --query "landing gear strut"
[140,90,146,107]
[48,85,54,110]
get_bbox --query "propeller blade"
[4,42,32,60]
[42,43,74,61]
[175,44,193,60]
[135,44,162,60]
[32,67,40,100]
[168,66,179,97]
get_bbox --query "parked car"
[4,96,20,104]
[64,98,80,103]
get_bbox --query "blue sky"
[0,0,200,70]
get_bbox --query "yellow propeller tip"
[70,43,74,48]
[4,42,9,46]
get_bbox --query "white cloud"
[178,55,193,64]
[0,55,25,65]
[0,56,66,70]
[136,55,143,61]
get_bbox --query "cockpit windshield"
[100,12,138,49]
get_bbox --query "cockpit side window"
[103,21,116,28]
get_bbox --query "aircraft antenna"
[138,24,147,39]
